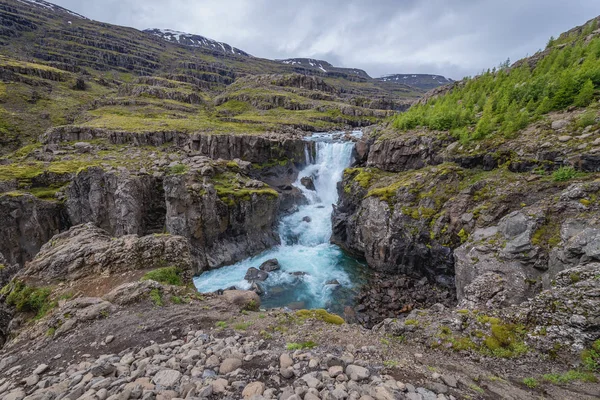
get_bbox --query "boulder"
[300,176,316,191]
[219,358,242,374]
[245,267,269,282]
[259,259,281,272]
[221,290,260,310]
[152,369,181,388]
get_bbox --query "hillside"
[1,3,599,400]
[0,0,423,153]
[377,73,454,90]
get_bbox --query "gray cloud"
[50,0,600,80]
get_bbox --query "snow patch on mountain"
[16,0,88,19]
[145,29,250,57]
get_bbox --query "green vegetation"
[212,171,278,207]
[286,341,318,350]
[552,166,582,182]
[295,309,345,325]
[141,267,184,286]
[149,289,163,306]
[215,321,228,329]
[542,370,597,384]
[582,339,600,372]
[169,164,187,175]
[244,299,259,312]
[383,360,400,368]
[522,377,539,388]
[392,29,600,142]
[2,280,56,320]
[170,295,184,304]
[233,321,253,331]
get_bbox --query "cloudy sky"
[51,0,600,80]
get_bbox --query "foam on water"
[194,132,367,310]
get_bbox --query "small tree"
[547,36,556,48]
[74,76,86,91]
[574,79,595,107]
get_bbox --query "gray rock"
[152,369,182,388]
[552,119,569,130]
[219,358,242,374]
[259,259,281,272]
[346,365,370,381]
[245,267,269,282]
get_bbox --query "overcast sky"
[50,0,600,80]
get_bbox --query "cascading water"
[194,132,367,311]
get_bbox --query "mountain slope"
[144,28,251,56]
[0,0,425,152]
[377,73,454,90]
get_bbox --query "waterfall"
[194,133,366,310]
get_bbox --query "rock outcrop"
[0,194,67,267]
[164,173,280,274]
[455,182,600,309]
[67,167,166,237]
[22,223,192,281]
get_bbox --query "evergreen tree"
[547,36,556,48]
[574,79,595,107]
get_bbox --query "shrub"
[522,377,539,388]
[169,164,187,174]
[577,109,597,128]
[552,166,579,182]
[4,280,55,319]
[141,267,184,286]
[582,339,600,372]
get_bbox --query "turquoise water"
[194,133,368,311]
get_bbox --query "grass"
[522,377,539,388]
[286,341,318,351]
[295,309,345,325]
[141,267,184,286]
[582,339,600,372]
[149,289,163,306]
[2,280,56,320]
[542,370,597,384]
[169,164,187,175]
[233,321,254,331]
[216,321,228,329]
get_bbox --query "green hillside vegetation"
[392,18,600,143]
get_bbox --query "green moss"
[458,228,469,243]
[169,164,187,174]
[404,319,419,326]
[531,220,561,249]
[170,295,184,304]
[141,267,184,286]
[286,341,317,350]
[482,320,529,358]
[345,168,375,188]
[213,172,278,206]
[295,309,345,325]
